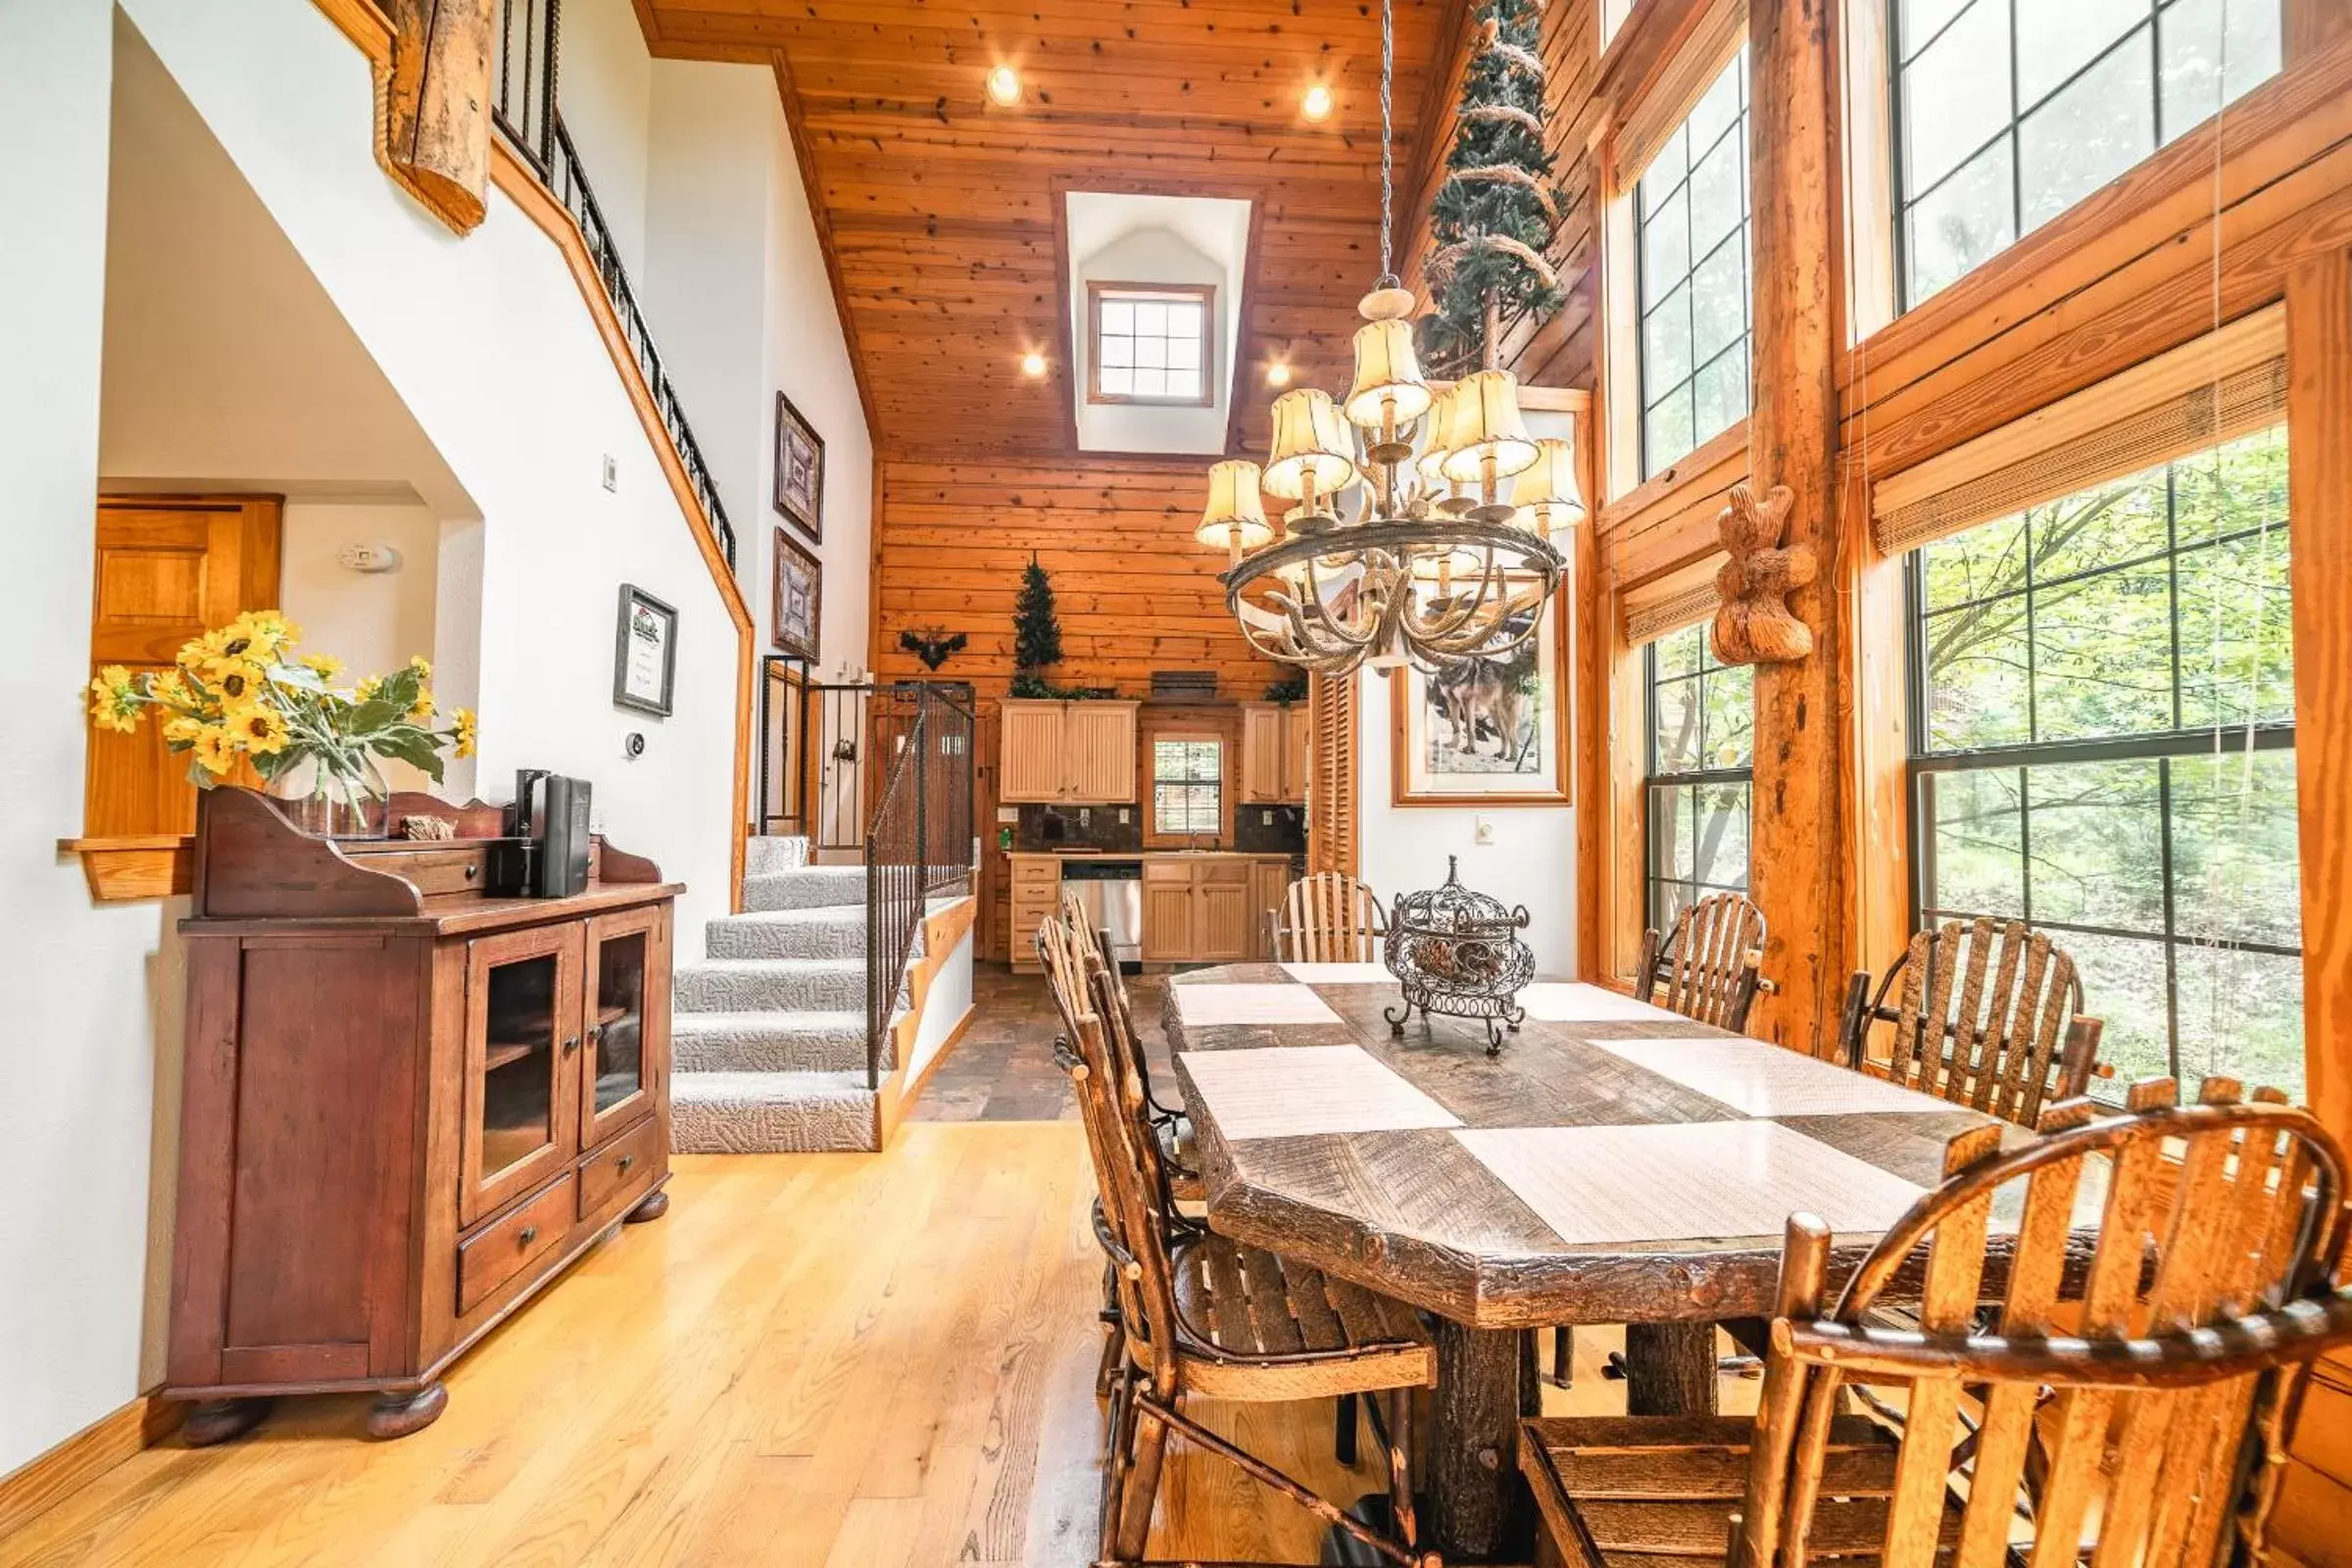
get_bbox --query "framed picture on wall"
[771,528,821,662]
[613,583,678,717]
[773,392,824,542]
[1390,594,1571,806]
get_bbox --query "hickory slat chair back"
[1519,1077,2352,1568]
[1838,916,2100,1127]
[1062,888,1204,1204]
[1272,871,1387,962]
[1637,890,1772,1032]
[1037,910,1439,1568]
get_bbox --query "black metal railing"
[492,0,560,177]
[862,686,975,1088]
[487,0,736,569]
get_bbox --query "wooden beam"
[381,0,496,234]
[2286,246,2351,1151]
[1741,0,1848,1054]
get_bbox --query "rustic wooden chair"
[1039,912,1441,1568]
[1635,890,1774,1033]
[1063,888,1205,1205]
[1268,870,1388,962]
[1837,915,2101,1128]
[1520,1076,2352,1568]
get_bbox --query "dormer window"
[1089,282,1214,406]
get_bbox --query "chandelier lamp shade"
[1511,437,1587,537]
[1196,460,1276,564]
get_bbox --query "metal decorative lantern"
[1383,856,1535,1054]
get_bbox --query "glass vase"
[267,749,392,840]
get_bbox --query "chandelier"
[1196,0,1583,677]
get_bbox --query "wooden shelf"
[58,836,193,902]
[483,1041,539,1073]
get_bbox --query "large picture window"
[1644,622,1754,933]
[1907,426,2300,1099]
[1891,0,2280,308]
[1635,50,1750,477]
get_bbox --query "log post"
[1740,0,1850,1055]
[383,0,498,235]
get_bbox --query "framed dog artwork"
[1389,593,1571,807]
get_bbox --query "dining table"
[1160,960,2030,1562]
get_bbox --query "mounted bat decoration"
[1711,482,1817,664]
[899,627,967,671]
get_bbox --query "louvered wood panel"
[1305,670,1357,880]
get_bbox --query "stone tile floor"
[909,961,1179,1121]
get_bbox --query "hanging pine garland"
[1418,0,1566,380]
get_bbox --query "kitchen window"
[1152,737,1223,836]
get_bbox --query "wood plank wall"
[870,457,1290,958]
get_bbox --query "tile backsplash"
[1233,805,1306,856]
[1016,804,1143,853]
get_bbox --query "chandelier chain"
[1379,0,1396,287]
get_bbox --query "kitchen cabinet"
[1140,855,1293,962]
[997,699,1140,804]
[1009,855,1062,973]
[1237,703,1310,805]
[1250,858,1293,959]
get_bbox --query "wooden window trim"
[1087,281,1216,409]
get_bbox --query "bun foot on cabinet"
[365,1383,448,1440]
[624,1187,670,1224]
[179,1397,273,1447]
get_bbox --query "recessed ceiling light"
[1265,362,1293,387]
[1021,352,1049,378]
[1302,84,1334,122]
[987,66,1022,107]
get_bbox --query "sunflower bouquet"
[87,611,476,836]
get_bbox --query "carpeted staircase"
[670,835,912,1153]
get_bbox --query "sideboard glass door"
[581,906,663,1146]
[462,923,582,1225]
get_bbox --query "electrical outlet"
[1080,808,1092,827]
[601,455,619,491]
[1118,807,1131,824]
[1474,814,1495,846]
[1261,809,1275,826]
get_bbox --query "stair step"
[705,906,868,961]
[742,865,868,913]
[744,835,810,875]
[673,957,884,1015]
[670,1071,878,1153]
[671,1009,882,1074]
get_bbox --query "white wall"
[280,499,443,790]
[555,0,654,279]
[117,0,742,939]
[644,55,874,676]
[904,924,976,1086]
[1356,672,1580,976]
[0,0,177,1482]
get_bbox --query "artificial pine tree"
[1008,553,1064,698]
[1417,0,1565,379]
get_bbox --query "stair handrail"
[861,684,975,1090]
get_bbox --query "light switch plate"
[1261,809,1275,826]
[1118,808,1131,824]
[601,454,619,491]
[1474,813,1495,846]
[995,806,1020,824]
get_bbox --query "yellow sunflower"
[202,658,267,706]
[301,653,343,681]
[86,666,140,734]
[162,713,205,747]
[355,674,383,702]
[149,668,195,710]
[452,708,478,760]
[226,611,299,662]
[190,724,238,776]
[223,702,290,757]
[408,655,432,680]
[408,688,436,722]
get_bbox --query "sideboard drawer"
[577,1115,661,1221]
[457,1174,574,1314]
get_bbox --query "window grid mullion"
[2157,755,2182,1081]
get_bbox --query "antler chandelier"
[1197,0,1582,677]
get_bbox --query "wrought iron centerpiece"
[1383,856,1535,1054]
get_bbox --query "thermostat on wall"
[336,542,403,573]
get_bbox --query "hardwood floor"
[2,971,1754,1567]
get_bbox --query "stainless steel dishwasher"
[1058,858,1144,968]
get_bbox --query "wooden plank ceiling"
[632,0,1456,461]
